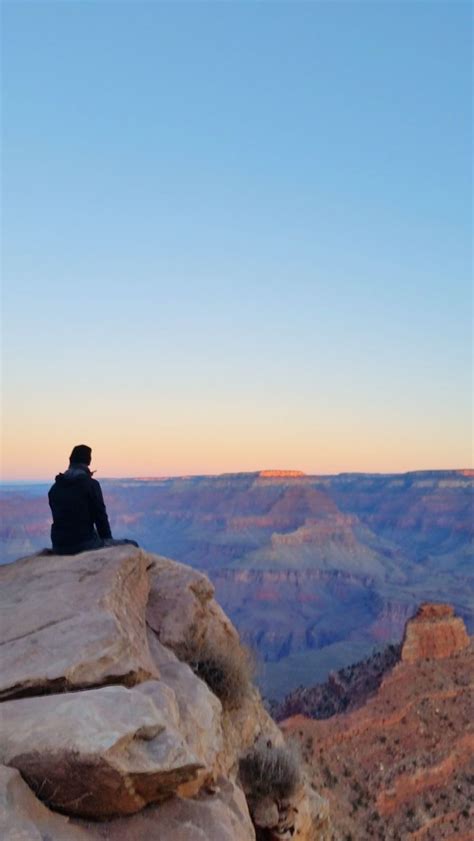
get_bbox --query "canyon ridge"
[1,469,472,697]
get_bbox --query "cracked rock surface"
[0,547,330,839]
[0,547,156,700]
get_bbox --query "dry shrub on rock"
[239,743,301,802]
[176,636,254,709]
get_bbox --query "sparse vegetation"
[322,764,338,788]
[176,636,254,708]
[239,743,302,802]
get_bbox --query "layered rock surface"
[0,683,202,817]
[401,603,470,663]
[0,546,330,840]
[1,470,472,699]
[75,778,256,841]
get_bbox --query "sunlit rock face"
[0,546,330,840]
[401,602,470,663]
[0,546,156,701]
[0,683,203,818]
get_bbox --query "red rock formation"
[281,604,473,841]
[258,470,307,478]
[401,603,470,664]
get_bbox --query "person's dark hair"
[69,444,92,465]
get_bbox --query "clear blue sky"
[2,1,472,479]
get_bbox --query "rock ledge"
[0,546,331,840]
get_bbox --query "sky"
[1,0,472,481]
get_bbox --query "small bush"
[176,636,253,709]
[239,744,301,802]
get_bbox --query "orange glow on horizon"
[2,415,472,482]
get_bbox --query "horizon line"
[1,466,473,485]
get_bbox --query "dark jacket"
[48,465,112,554]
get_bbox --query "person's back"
[49,444,113,555]
[49,444,139,555]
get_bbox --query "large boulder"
[0,682,203,818]
[146,554,240,654]
[75,778,256,841]
[147,630,224,775]
[0,546,156,700]
[146,556,283,777]
[0,546,328,839]
[0,765,91,840]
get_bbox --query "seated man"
[48,444,138,555]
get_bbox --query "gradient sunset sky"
[2,1,472,481]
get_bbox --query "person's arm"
[90,479,113,539]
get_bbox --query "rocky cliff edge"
[0,546,331,840]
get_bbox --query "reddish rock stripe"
[409,809,474,840]
[376,733,474,816]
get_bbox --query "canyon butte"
[1,469,472,698]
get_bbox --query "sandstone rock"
[146,554,240,654]
[0,546,156,700]
[251,795,279,827]
[294,785,333,841]
[146,565,295,799]
[147,568,283,775]
[147,629,224,773]
[401,602,470,663]
[0,765,91,841]
[0,682,203,818]
[0,546,325,840]
[74,778,256,841]
[146,555,213,648]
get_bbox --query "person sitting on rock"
[48,444,139,555]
